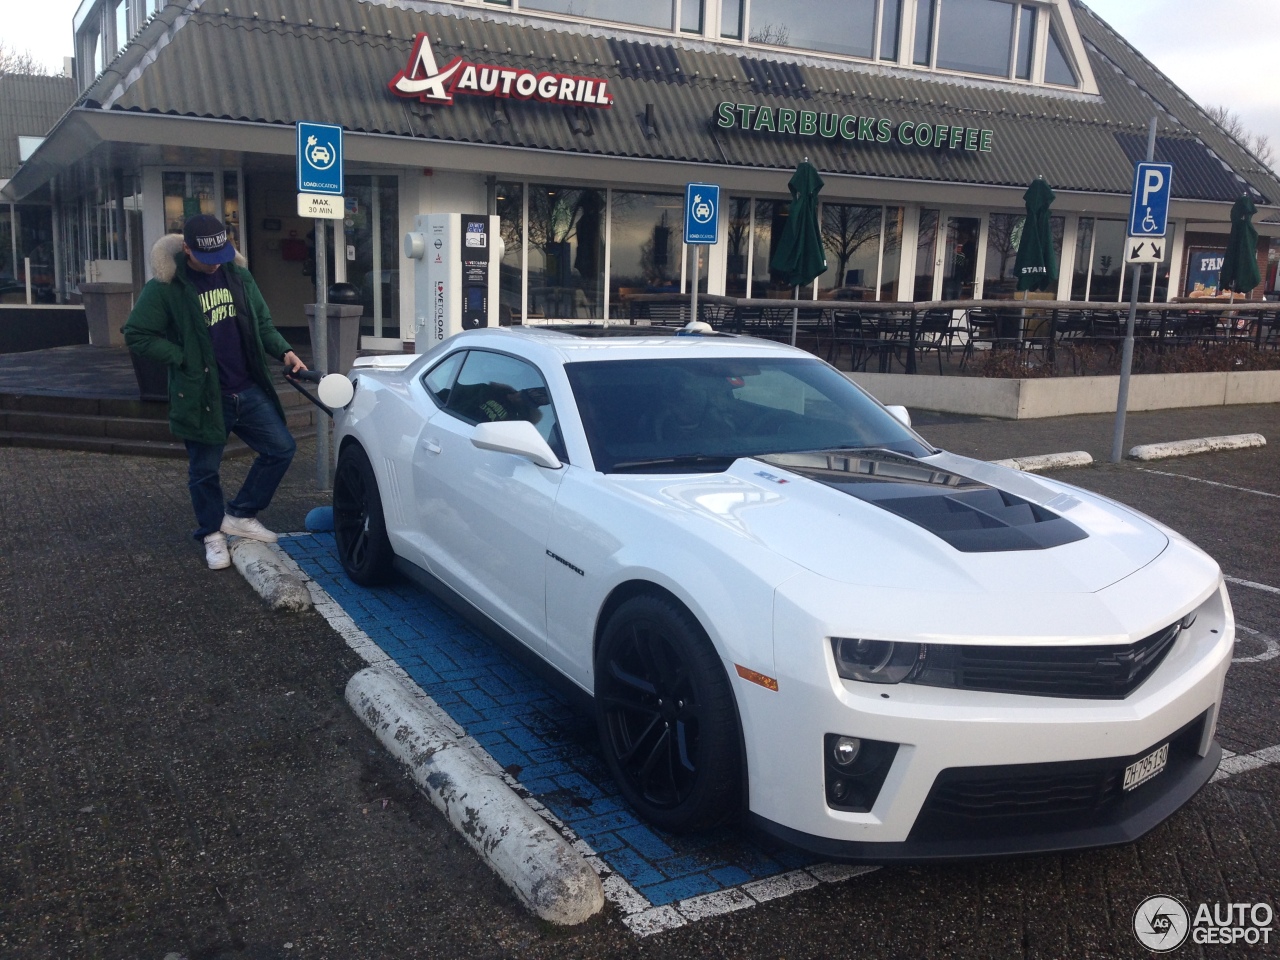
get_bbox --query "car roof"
[447,325,814,365]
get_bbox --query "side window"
[422,351,466,408]
[445,351,567,461]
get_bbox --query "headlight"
[831,637,924,684]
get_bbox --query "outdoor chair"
[912,309,960,375]
[959,310,1020,370]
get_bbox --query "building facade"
[7,0,1279,345]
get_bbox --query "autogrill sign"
[390,32,614,108]
[716,101,994,153]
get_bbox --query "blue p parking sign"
[297,122,344,195]
[684,183,720,244]
[1128,162,1173,238]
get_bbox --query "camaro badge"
[390,32,614,109]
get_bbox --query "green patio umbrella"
[770,160,828,345]
[1014,178,1059,295]
[1219,194,1261,298]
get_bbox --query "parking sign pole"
[689,243,698,325]
[314,218,330,490]
[1111,117,1158,464]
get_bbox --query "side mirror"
[472,420,562,469]
[885,404,912,428]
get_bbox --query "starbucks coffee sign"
[716,101,994,152]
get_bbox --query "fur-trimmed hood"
[150,233,248,283]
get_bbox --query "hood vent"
[759,450,1087,553]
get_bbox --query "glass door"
[940,215,982,300]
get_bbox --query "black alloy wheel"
[333,443,395,586]
[595,594,742,833]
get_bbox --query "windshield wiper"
[609,454,739,473]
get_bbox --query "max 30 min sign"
[391,32,614,108]
[716,101,995,153]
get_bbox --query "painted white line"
[1233,626,1280,664]
[272,540,878,938]
[1128,433,1266,461]
[1226,576,1280,596]
[1212,743,1280,783]
[990,451,1093,473]
[1136,469,1280,500]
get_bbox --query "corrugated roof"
[72,0,1279,206]
[0,74,77,179]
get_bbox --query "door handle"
[422,438,442,454]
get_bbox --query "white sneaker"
[220,514,279,543]
[204,532,231,570]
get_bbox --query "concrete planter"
[849,369,1280,419]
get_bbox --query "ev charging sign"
[296,121,344,195]
[685,183,720,244]
[1128,161,1173,238]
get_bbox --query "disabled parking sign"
[297,121,344,195]
[684,182,720,244]
[1128,161,1173,238]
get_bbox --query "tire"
[594,594,742,833]
[333,443,395,586]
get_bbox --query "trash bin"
[80,282,133,347]
[305,302,363,374]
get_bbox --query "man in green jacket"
[124,215,307,570]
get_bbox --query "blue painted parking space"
[282,533,815,908]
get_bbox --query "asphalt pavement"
[2,402,1278,959]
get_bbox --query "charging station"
[403,213,503,349]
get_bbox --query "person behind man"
[125,215,307,570]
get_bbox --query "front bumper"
[734,570,1233,855]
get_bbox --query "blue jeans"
[185,384,296,539]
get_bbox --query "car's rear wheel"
[595,594,742,833]
[333,443,395,586]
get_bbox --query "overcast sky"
[7,0,1279,162]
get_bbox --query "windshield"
[565,357,933,473]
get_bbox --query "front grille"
[909,620,1183,699]
[908,713,1207,842]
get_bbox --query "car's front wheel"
[333,443,395,586]
[595,594,742,833]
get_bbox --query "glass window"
[1045,21,1078,86]
[423,351,466,408]
[914,209,939,300]
[115,1,129,53]
[680,0,703,32]
[521,0,673,30]
[609,191,683,317]
[222,171,240,249]
[565,356,931,474]
[914,0,936,65]
[446,351,565,459]
[496,182,524,324]
[162,171,214,233]
[752,199,792,298]
[1071,217,1093,300]
[527,185,604,320]
[1152,224,1176,302]
[936,0,1016,77]
[749,0,876,58]
[819,204,883,299]
[1014,5,1036,80]
[343,175,401,336]
[984,213,1064,298]
[725,197,752,297]
[1088,219,1126,301]
[881,207,904,300]
[720,0,743,38]
[880,0,903,60]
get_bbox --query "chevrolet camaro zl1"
[329,325,1230,860]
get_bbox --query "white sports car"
[331,325,1231,860]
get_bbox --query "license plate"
[1123,743,1169,791]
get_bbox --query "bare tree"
[0,41,50,76]
[1205,104,1275,170]
[749,23,790,45]
[821,204,882,289]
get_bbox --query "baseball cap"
[183,214,236,265]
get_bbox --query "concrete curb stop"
[345,667,605,926]
[989,451,1094,473]
[229,539,313,612]
[1128,433,1267,461]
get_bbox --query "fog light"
[830,778,849,802]
[832,736,861,767]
